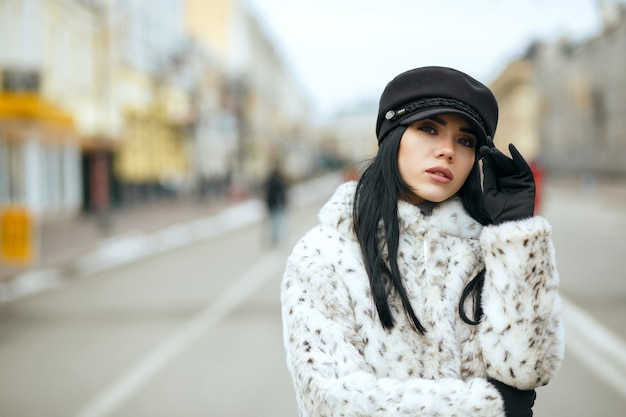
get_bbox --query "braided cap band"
[384,97,487,134]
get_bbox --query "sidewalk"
[0,193,242,284]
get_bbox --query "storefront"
[0,93,81,218]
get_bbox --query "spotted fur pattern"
[281,182,564,417]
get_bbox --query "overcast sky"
[245,0,603,120]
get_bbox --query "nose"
[436,136,455,162]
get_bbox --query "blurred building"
[185,0,318,183]
[0,0,92,218]
[533,2,626,178]
[0,0,196,217]
[104,0,198,206]
[492,0,626,179]
[490,59,541,162]
[179,39,237,200]
[0,0,320,222]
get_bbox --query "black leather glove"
[489,378,537,417]
[479,138,536,224]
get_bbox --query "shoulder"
[282,218,364,318]
[284,183,363,288]
[318,181,357,232]
[288,215,359,274]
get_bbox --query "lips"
[426,166,454,183]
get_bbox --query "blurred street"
[0,173,625,416]
[1,2,625,416]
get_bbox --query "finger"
[481,157,499,194]
[479,136,495,158]
[508,144,532,174]
[484,146,516,174]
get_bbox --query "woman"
[281,66,564,417]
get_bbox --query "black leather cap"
[376,66,498,146]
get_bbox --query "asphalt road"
[0,177,624,416]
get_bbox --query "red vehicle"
[530,161,545,215]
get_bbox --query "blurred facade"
[0,0,87,218]
[327,1,626,183]
[185,0,317,185]
[490,60,541,161]
[490,0,626,179]
[3,0,626,224]
[0,0,316,220]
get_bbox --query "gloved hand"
[479,138,536,224]
[488,378,537,417]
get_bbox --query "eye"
[457,137,476,148]
[416,123,437,135]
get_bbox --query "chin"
[418,190,455,203]
[407,183,458,204]
[425,196,448,203]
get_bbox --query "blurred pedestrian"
[264,165,288,246]
[281,66,564,417]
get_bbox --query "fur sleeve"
[478,216,565,389]
[281,227,507,417]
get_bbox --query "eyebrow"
[427,116,477,135]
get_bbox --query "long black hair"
[353,125,490,334]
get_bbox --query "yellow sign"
[0,206,36,265]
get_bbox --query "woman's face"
[397,113,477,205]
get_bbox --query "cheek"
[458,156,476,183]
[397,142,420,179]
[397,142,410,174]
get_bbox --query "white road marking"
[561,297,626,398]
[74,252,283,417]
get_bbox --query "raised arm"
[478,216,565,389]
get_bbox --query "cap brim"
[399,107,488,146]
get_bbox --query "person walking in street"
[281,66,564,417]
[264,164,288,246]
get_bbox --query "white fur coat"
[281,182,564,417]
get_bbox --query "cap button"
[385,110,395,120]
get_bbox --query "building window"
[1,68,40,92]
[0,139,25,204]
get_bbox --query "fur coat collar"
[318,181,482,240]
